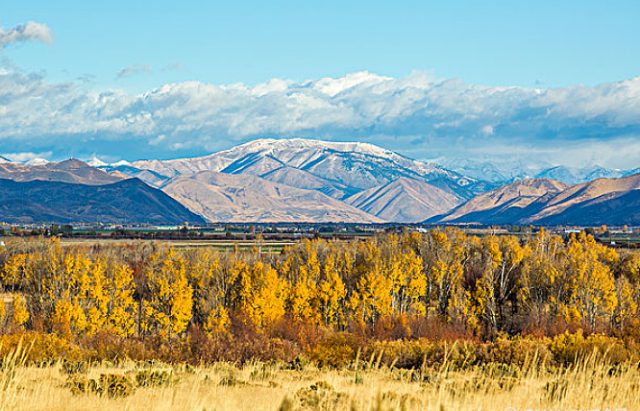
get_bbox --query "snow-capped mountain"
[129,138,483,197]
[624,168,640,177]
[534,165,624,185]
[98,138,492,222]
[87,157,108,167]
[433,158,542,183]
[23,158,51,166]
[437,157,628,185]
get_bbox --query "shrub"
[294,381,348,410]
[66,378,100,396]
[367,340,425,369]
[483,336,552,368]
[219,370,246,387]
[0,332,84,364]
[100,374,135,398]
[67,374,134,398]
[421,340,478,371]
[248,363,273,381]
[134,370,173,387]
[306,334,358,368]
[284,356,309,371]
[548,332,632,365]
[61,359,89,376]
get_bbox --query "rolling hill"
[0,178,205,224]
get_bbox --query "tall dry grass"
[0,344,635,411]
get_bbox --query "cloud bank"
[1,69,640,168]
[0,22,52,49]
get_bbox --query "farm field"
[1,355,636,411]
[0,237,297,254]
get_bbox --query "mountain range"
[436,158,633,185]
[93,139,491,223]
[2,138,640,226]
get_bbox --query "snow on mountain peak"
[24,158,50,166]
[235,138,402,161]
[87,157,108,167]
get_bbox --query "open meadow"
[1,352,637,411]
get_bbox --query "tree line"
[0,229,639,347]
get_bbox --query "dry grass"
[0,348,636,411]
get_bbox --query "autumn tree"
[141,249,193,339]
[519,229,564,327]
[560,233,618,330]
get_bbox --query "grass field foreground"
[0,346,636,411]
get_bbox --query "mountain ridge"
[0,178,205,224]
[428,173,640,226]
[0,158,125,186]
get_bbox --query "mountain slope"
[427,178,570,224]
[98,164,169,187]
[0,178,205,224]
[533,189,640,226]
[428,173,640,226]
[345,178,460,222]
[259,166,359,199]
[162,171,385,223]
[523,173,640,223]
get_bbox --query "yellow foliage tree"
[141,250,193,339]
[12,294,29,328]
[316,253,347,327]
[561,233,618,330]
[349,242,393,327]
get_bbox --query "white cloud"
[1,69,640,168]
[481,125,494,135]
[0,22,52,49]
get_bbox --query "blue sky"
[1,0,640,169]
[4,0,640,91]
